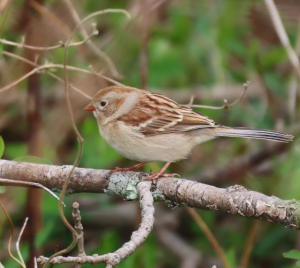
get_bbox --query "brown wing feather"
[117,91,216,135]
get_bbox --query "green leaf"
[296,260,300,267]
[14,156,52,165]
[0,136,4,158]
[283,250,300,260]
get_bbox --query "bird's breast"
[97,122,195,163]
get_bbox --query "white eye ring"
[100,101,108,108]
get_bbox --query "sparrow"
[84,86,293,180]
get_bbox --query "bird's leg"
[110,162,147,173]
[143,162,179,181]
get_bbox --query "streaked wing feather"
[117,91,216,135]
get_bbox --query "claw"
[109,167,124,173]
[163,173,180,178]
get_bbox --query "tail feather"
[213,127,294,143]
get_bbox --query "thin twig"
[264,0,300,78]
[0,25,98,50]
[0,0,13,34]
[183,81,249,110]
[287,20,300,120]
[29,0,121,78]
[0,178,66,206]
[0,201,25,268]
[72,202,86,256]
[38,180,155,266]
[0,66,37,93]
[16,217,28,266]
[186,207,231,268]
[2,51,92,99]
[140,0,150,89]
[1,50,124,93]
[239,220,261,268]
[30,0,74,39]
[63,0,123,78]
[34,257,38,268]
[264,0,300,121]
[73,202,85,268]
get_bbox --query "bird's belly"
[98,123,194,163]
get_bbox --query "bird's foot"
[109,167,126,173]
[109,162,147,174]
[140,161,177,181]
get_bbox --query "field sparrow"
[84,86,293,180]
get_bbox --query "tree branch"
[72,202,85,257]
[0,159,299,229]
[38,181,154,266]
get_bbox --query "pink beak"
[84,102,96,111]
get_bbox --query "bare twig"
[264,0,300,121]
[0,66,37,93]
[264,0,300,78]
[0,0,13,34]
[72,202,85,268]
[0,201,25,268]
[2,50,124,93]
[29,0,74,39]
[287,20,300,120]
[183,82,249,110]
[240,220,261,268]
[63,0,123,78]
[72,202,85,257]
[140,0,150,89]
[0,25,98,50]
[1,51,91,98]
[16,217,28,266]
[38,181,155,266]
[187,207,231,268]
[0,178,65,206]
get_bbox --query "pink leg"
[110,162,147,173]
[142,162,178,181]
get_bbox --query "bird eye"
[100,101,107,107]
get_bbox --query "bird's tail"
[212,127,294,143]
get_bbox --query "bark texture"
[0,159,299,229]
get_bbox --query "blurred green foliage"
[0,0,299,267]
[0,137,4,158]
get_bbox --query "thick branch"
[0,160,299,229]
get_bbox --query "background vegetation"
[0,0,299,267]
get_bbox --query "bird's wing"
[117,91,216,135]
